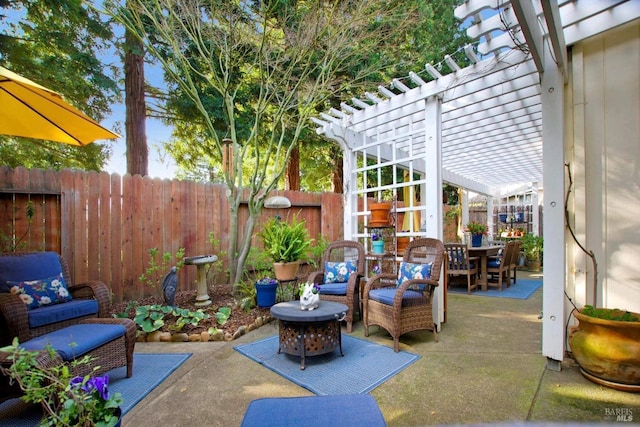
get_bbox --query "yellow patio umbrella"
[0,66,119,146]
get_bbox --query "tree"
[124,21,148,176]
[105,0,421,286]
[0,0,119,170]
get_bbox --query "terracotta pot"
[526,259,541,271]
[273,261,300,281]
[369,202,392,227]
[569,309,640,391]
[396,237,410,254]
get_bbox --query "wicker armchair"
[444,243,479,294]
[363,238,444,352]
[307,240,365,333]
[0,252,110,346]
[486,240,517,290]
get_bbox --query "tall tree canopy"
[0,0,119,170]
[105,0,428,285]
[153,0,470,192]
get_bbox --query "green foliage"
[206,231,227,278]
[276,282,296,303]
[138,247,186,291]
[521,233,544,261]
[259,214,312,263]
[134,304,173,333]
[170,307,209,331]
[582,305,639,322]
[0,1,119,170]
[0,339,123,426]
[307,234,330,269]
[465,221,486,235]
[235,281,257,313]
[214,306,231,325]
[132,304,227,333]
[0,201,35,252]
[112,300,138,319]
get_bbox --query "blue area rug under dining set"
[448,278,542,299]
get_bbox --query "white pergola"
[313,0,639,367]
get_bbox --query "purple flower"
[70,374,110,401]
[371,232,380,241]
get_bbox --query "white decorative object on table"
[299,282,320,311]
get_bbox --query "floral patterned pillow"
[323,261,357,284]
[397,262,432,289]
[6,273,73,310]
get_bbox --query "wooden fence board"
[110,174,123,301]
[98,172,112,292]
[87,172,100,280]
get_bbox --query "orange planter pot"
[369,202,391,227]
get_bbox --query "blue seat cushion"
[318,282,347,295]
[28,299,99,329]
[369,288,423,307]
[449,261,476,270]
[21,323,126,361]
[487,258,502,268]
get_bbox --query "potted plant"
[369,194,393,227]
[259,214,312,281]
[465,221,486,247]
[520,233,543,271]
[569,305,640,391]
[371,231,385,254]
[254,277,279,308]
[0,339,123,426]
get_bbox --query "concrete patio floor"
[123,271,640,426]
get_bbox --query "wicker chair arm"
[68,280,110,317]
[307,271,324,285]
[0,293,31,344]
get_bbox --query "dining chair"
[444,243,478,294]
[486,240,516,290]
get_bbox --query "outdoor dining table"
[467,245,502,291]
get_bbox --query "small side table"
[270,301,348,370]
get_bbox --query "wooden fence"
[0,167,343,302]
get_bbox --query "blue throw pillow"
[397,262,432,288]
[6,273,72,310]
[324,260,357,284]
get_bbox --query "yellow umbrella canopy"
[0,66,119,146]
[402,170,420,232]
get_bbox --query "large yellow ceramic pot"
[569,308,640,392]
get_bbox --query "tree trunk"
[285,144,300,191]
[124,28,148,176]
[331,148,343,193]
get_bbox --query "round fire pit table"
[270,301,348,370]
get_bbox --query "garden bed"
[108,284,274,343]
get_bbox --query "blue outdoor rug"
[448,278,542,299]
[234,334,419,395]
[0,352,191,426]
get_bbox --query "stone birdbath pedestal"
[184,255,218,307]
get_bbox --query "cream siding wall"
[567,20,640,314]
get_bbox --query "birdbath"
[184,255,218,307]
